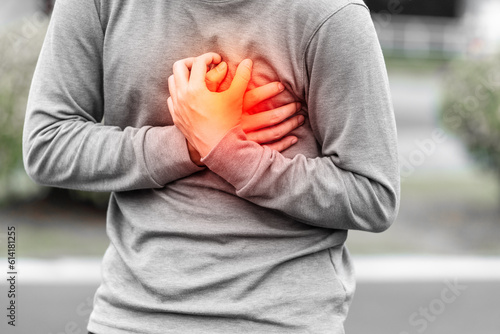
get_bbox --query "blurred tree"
[440,54,500,192]
[0,17,47,204]
[0,16,109,209]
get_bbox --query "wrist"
[196,127,236,158]
[198,126,248,160]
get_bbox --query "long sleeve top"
[23,0,400,333]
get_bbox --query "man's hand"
[168,52,304,165]
[206,61,304,152]
[168,53,251,158]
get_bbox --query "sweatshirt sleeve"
[22,0,203,192]
[201,4,400,232]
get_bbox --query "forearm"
[22,0,203,192]
[23,113,202,191]
[201,127,398,232]
[201,4,399,231]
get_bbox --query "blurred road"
[1,257,499,334]
[346,281,500,334]
[0,281,498,334]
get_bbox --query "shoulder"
[289,0,368,21]
[281,0,369,41]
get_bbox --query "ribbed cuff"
[144,126,205,186]
[201,126,264,190]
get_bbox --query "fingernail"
[296,102,301,111]
[241,59,253,69]
[298,115,305,125]
[278,83,285,91]
[291,137,298,145]
[217,61,227,72]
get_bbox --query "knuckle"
[269,141,284,152]
[295,116,302,127]
[185,85,196,95]
[178,87,189,100]
[285,103,296,116]
[205,72,215,82]
[271,128,281,140]
[252,132,264,143]
[245,94,257,107]
[281,122,294,135]
[269,112,281,125]
[195,55,206,64]
[173,60,182,70]
[246,133,256,142]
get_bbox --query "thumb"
[228,59,252,98]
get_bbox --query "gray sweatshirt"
[23,0,400,333]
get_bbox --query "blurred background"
[0,0,499,333]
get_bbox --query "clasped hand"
[167,52,303,164]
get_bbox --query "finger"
[243,82,285,112]
[168,75,178,105]
[167,96,176,120]
[205,61,227,92]
[168,97,186,136]
[172,57,195,88]
[263,136,298,152]
[241,102,301,132]
[227,59,252,98]
[246,114,304,144]
[190,52,222,85]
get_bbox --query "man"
[23,0,399,333]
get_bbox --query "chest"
[99,2,305,128]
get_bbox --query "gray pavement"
[1,281,499,334]
[346,281,500,334]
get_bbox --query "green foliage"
[0,15,49,204]
[440,54,500,180]
[0,14,109,208]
